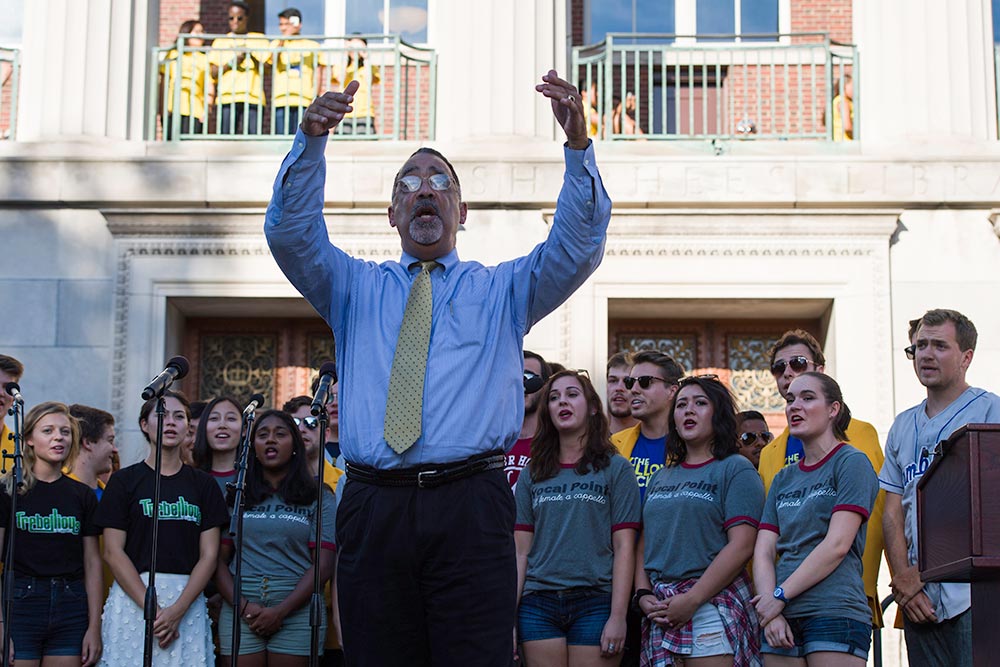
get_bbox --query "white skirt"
[99,572,213,667]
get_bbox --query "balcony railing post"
[392,35,402,141]
[824,34,834,141]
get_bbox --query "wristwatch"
[773,586,787,603]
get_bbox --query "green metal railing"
[148,34,436,141]
[572,33,858,141]
[995,45,1000,139]
[0,46,19,140]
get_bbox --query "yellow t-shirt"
[210,33,271,106]
[832,94,853,141]
[331,61,381,119]
[159,49,210,118]
[269,38,326,108]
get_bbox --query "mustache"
[409,199,441,218]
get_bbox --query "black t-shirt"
[0,475,100,578]
[94,462,228,575]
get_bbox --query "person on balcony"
[330,36,380,136]
[210,1,270,135]
[832,74,853,141]
[159,20,213,139]
[269,7,327,135]
[264,69,611,667]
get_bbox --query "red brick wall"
[791,0,852,44]
[571,0,585,46]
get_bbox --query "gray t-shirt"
[642,454,764,583]
[761,443,877,624]
[515,454,640,593]
[227,488,337,579]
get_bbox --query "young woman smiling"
[215,410,336,667]
[0,402,103,666]
[95,390,228,666]
[753,372,878,666]
[514,370,640,667]
[635,376,764,667]
[192,395,244,494]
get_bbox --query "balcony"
[148,34,436,141]
[572,33,857,141]
[0,46,18,140]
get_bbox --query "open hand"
[301,80,361,136]
[535,70,588,149]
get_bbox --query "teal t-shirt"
[515,455,640,593]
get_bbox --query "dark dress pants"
[336,467,516,667]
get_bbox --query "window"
[588,0,778,43]
[993,0,1000,42]
[346,0,428,43]
[265,0,326,34]
[0,0,24,46]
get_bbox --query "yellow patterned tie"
[384,261,437,454]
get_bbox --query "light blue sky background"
[0,0,24,46]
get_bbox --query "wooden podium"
[917,423,1000,667]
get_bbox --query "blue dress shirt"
[265,129,612,469]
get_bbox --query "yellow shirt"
[269,38,326,107]
[160,49,210,118]
[210,33,271,106]
[758,418,886,626]
[332,61,380,119]
[1,423,11,461]
[832,94,853,141]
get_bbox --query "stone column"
[17,0,157,141]
[854,0,997,144]
[428,0,565,142]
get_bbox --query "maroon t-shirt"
[505,437,532,491]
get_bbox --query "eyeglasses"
[770,356,815,376]
[623,375,675,390]
[740,431,773,446]
[229,15,246,22]
[904,344,916,360]
[395,173,454,193]
[292,416,319,430]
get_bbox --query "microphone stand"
[142,396,166,667]
[227,406,257,665]
[308,404,328,667]
[1,398,24,667]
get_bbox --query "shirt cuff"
[295,127,328,162]
[563,139,595,176]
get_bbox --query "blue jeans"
[761,615,871,660]
[518,588,611,646]
[904,609,971,667]
[9,575,89,659]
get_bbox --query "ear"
[458,201,468,227]
[961,348,974,370]
[828,400,841,420]
[387,204,397,229]
[81,438,96,452]
[815,363,826,374]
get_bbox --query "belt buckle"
[417,469,439,488]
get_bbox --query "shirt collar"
[399,248,459,276]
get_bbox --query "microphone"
[4,382,24,405]
[141,356,190,401]
[311,362,337,416]
[243,393,265,417]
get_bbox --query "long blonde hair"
[2,402,80,495]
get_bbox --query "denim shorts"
[9,575,89,659]
[687,602,734,658]
[761,615,871,659]
[219,575,325,656]
[518,588,611,646]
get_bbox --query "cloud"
[0,0,25,46]
[378,6,427,36]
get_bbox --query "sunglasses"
[623,375,675,390]
[396,173,454,193]
[740,431,773,446]
[904,344,916,360]
[523,371,544,395]
[770,356,815,376]
[292,416,319,430]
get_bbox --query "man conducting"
[264,71,611,666]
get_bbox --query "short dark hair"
[230,1,251,12]
[909,309,978,352]
[0,355,24,380]
[69,404,115,443]
[189,400,208,420]
[523,350,551,384]
[178,19,201,36]
[282,395,313,413]
[736,410,766,425]
[630,350,685,383]
[606,352,631,374]
[278,7,302,20]
[769,329,826,367]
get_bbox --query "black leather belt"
[345,450,505,489]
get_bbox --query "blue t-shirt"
[630,433,666,502]
[784,436,805,466]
